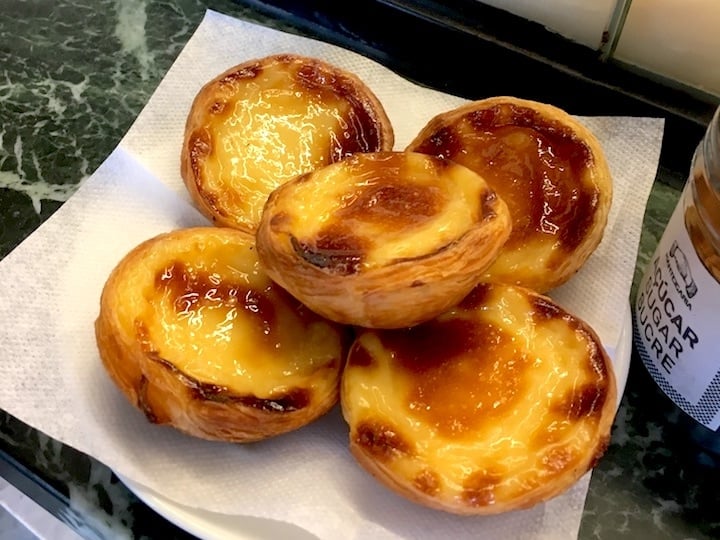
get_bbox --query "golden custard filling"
[196,75,347,224]
[409,104,597,253]
[342,283,614,509]
[124,231,342,398]
[407,99,611,292]
[185,55,389,231]
[270,152,494,270]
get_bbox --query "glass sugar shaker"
[634,105,720,457]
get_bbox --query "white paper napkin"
[0,10,664,540]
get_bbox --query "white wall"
[476,0,720,98]
[477,0,616,48]
[614,0,720,97]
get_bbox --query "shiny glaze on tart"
[407,96,612,293]
[181,54,394,233]
[341,282,617,514]
[95,227,347,442]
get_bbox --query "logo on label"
[668,240,698,299]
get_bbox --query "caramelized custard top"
[409,103,598,252]
[380,317,528,437]
[154,261,279,349]
[268,152,500,273]
[343,282,614,507]
[132,229,343,398]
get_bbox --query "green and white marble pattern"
[0,0,255,257]
[1,1,719,539]
[0,2,252,537]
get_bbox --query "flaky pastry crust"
[256,151,512,329]
[181,53,394,233]
[407,96,613,293]
[95,227,348,442]
[341,283,617,515]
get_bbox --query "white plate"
[119,304,634,540]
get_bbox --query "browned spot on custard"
[355,420,412,461]
[336,180,442,230]
[210,101,226,114]
[412,125,462,160]
[542,445,577,474]
[410,103,597,252]
[530,295,565,321]
[293,61,383,158]
[188,129,211,179]
[218,63,262,88]
[413,469,441,496]
[231,387,312,412]
[347,341,374,368]
[387,319,479,371]
[462,468,504,507]
[553,383,608,420]
[145,350,311,412]
[339,153,445,223]
[380,317,527,437]
[291,223,366,275]
[457,283,492,311]
[154,261,277,344]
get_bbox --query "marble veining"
[115,0,154,81]
[0,0,244,258]
[64,465,139,540]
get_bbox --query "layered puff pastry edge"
[256,151,512,329]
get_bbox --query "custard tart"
[341,282,617,514]
[95,227,348,442]
[181,54,394,233]
[406,96,612,293]
[256,151,512,329]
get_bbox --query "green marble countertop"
[1,0,719,538]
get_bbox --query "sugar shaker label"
[634,191,720,430]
